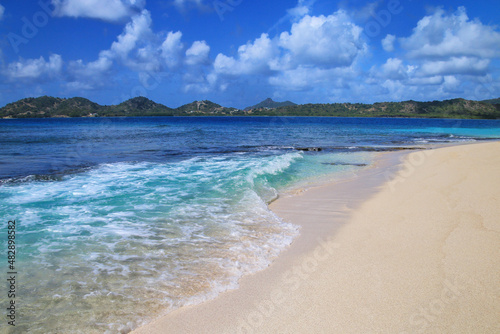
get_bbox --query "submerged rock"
[322,162,368,167]
[295,147,322,152]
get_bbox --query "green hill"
[0,96,173,118]
[0,96,101,118]
[1,96,499,119]
[104,97,173,116]
[244,98,297,111]
[175,100,237,115]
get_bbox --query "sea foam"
[0,152,303,333]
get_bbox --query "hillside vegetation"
[250,99,500,119]
[1,96,499,119]
[244,98,297,111]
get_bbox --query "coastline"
[131,141,500,333]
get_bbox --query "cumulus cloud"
[52,0,145,22]
[110,10,153,60]
[214,33,277,75]
[269,66,356,91]
[65,9,180,89]
[382,34,396,52]
[6,54,63,80]
[185,41,210,66]
[400,7,500,59]
[278,11,366,69]
[65,9,158,89]
[67,51,113,88]
[213,9,366,86]
[2,8,156,90]
[161,31,185,68]
[442,75,460,92]
[378,58,408,80]
[366,6,500,102]
[205,9,369,97]
[62,7,213,92]
[106,10,209,72]
[418,57,490,77]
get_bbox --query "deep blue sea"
[1,116,500,333]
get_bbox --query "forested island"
[1,96,499,119]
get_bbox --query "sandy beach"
[132,141,500,334]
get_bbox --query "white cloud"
[105,10,167,72]
[378,58,408,80]
[400,7,500,59]
[269,66,356,91]
[5,9,156,90]
[362,6,500,102]
[382,34,396,52]
[214,10,366,80]
[208,10,370,99]
[407,76,443,86]
[210,5,498,102]
[68,51,113,82]
[6,54,63,80]
[419,57,490,77]
[52,0,145,22]
[66,52,114,90]
[380,79,408,101]
[79,53,113,74]
[442,75,460,92]
[0,4,5,20]
[267,0,316,34]
[287,0,315,21]
[185,41,210,66]
[64,10,158,89]
[62,8,193,91]
[214,33,277,75]
[278,11,366,68]
[161,31,185,68]
[110,10,153,59]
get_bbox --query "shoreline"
[131,141,500,333]
[131,148,408,333]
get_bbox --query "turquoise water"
[1,117,500,333]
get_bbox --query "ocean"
[1,116,500,333]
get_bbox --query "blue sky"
[0,0,499,108]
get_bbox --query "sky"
[0,0,499,109]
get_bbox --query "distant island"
[1,96,500,119]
